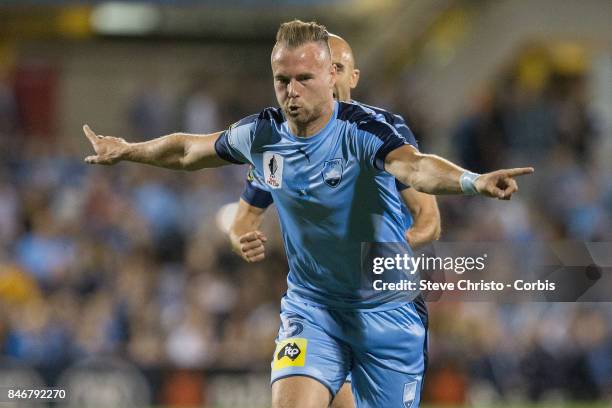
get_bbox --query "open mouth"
[288,105,300,114]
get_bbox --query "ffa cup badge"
[263,152,283,189]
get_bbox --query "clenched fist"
[233,230,268,263]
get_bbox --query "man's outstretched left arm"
[385,145,534,200]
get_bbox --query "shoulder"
[257,107,285,126]
[337,101,401,140]
[231,107,285,131]
[353,101,412,129]
[353,101,418,148]
[355,101,400,123]
[337,101,376,123]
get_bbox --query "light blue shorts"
[270,295,428,407]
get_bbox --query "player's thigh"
[272,375,331,408]
[330,382,355,408]
[350,302,427,407]
[271,297,351,400]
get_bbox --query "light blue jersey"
[240,100,418,229]
[216,101,415,309]
[216,100,428,407]
[358,102,417,231]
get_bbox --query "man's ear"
[330,63,338,87]
[350,69,360,89]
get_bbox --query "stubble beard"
[285,104,322,133]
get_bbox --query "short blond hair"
[275,19,330,56]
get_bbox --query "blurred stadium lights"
[0,2,334,41]
[91,2,161,36]
[0,0,393,43]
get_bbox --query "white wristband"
[460,171,480,195]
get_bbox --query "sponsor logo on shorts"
[277,342,301,361]
[273,338,307,370]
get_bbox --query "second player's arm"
[401,188,441,249]
[385,145,533,199]
[83,125,228,170]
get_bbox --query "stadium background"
[0,1,611,407]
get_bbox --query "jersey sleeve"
[356,117,409,171]
[391,114,419,150]
[391,114,419,190]
[395,179,410,191]
[214,114,259,165]
[241,166,273,209]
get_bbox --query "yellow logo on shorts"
[273,338,307,370]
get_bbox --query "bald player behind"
[228,34,441,408]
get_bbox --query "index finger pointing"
[83,125,99,144]
[502,167,535,178]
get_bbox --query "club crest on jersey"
[263,152,283,189]
[322,159,343,188]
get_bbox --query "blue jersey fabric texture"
[217,101,418,309]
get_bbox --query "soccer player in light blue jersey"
[83,20,533,408]
[228,33,441,408]
[230,34,440,263]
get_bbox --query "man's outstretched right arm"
[83,125,228,170]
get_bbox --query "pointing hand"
[83,125,128,165]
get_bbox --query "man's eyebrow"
[274,74,289,80]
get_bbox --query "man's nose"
[287,79,299,98]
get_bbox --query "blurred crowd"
[419,59,612,403]
[0,47,611,405]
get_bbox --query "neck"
[288,99,334,137]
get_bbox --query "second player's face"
[330,39,359,102]
[271,42,336,127]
